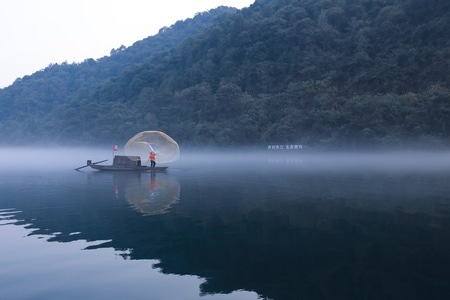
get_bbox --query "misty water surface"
[1,148,450,300]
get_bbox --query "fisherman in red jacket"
[148,151,156,168]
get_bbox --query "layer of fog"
[1,147,450,173]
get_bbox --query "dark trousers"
[151,160,156,168]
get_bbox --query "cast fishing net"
[124,131,180,163]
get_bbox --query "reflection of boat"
[88,155,167,172]
[122,172,180,216]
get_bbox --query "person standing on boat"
[148,151,156,168]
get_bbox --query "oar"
[75,159,108,171]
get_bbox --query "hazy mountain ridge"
[0,6,235,115]
[0,0,449,148]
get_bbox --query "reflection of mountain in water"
[123,173,180,216]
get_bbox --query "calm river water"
[1,149,450,300]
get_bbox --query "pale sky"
[0,0,254,88]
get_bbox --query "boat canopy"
[113,155,142,167]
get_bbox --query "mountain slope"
[0,6,237,118]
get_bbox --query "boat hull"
[89,164,168,172]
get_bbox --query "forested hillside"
[1,0,449,149]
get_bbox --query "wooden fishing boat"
[77,155,167,172]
